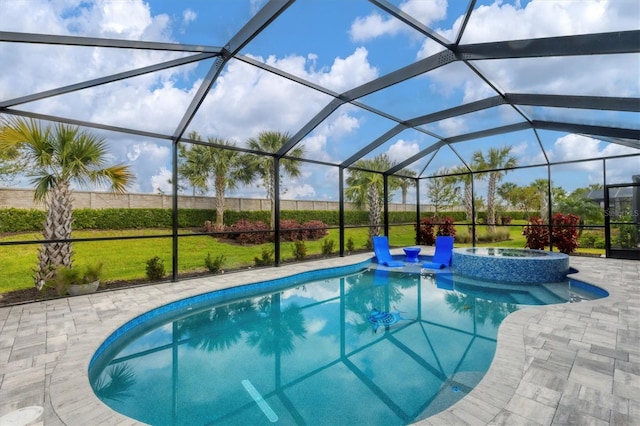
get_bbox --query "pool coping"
[1,249,638,425]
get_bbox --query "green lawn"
[0,223,603,293]
[0,228,374,293]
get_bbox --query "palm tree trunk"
[487,173,497,232]
[35,181,73,290]
[214,175,225,231]
[464,181,473,236]
[368,183,381,240]
[540,192,548,224]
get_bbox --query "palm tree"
[554,189,604,236]
[345,154,398,241]
[245,131,304,227]
[391,168,417,204]
[530,178,550,223]
[472,146,517,232]
[179,131,252,230]
[450,165,475,227]
[0,117,133,289]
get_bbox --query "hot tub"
[452,247,570,284]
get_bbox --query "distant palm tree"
[555,190,603,236]
[392,168,417,204]
[245,131,304,227]
[531,178,550,223]
[472,146,517,232]
[345,154,398,241]
[450,165,475,226]
[0,117,133,289]
[179,131,252,230]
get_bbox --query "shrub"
[292,240,307,260]
[416,216,436,245]
[280,219,303,242]
[551,213,579,254]
[594,238,606,249]
[523,216,549,249]
[614,223,638,249]
[478,228,510,243]
[578,233,597,248]
[346,237,355,253]
[365,237,373,250]
[254,248,274,266]
[205,253,226,273]
[500,215,512,225]
[302,220,329,240]
[321,238,335,256]
[145,256,166,280]
[227,219,271,245]
[436,216,456,237]
[454,228,472,244]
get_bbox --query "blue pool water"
[89,264,606,425]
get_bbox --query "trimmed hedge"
[0,207,531,233]
[0,208,45,233]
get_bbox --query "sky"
[1,0,638,203]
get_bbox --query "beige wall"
[0,188,436,212]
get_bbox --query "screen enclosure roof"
[1,0,638,184]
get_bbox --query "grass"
[0,223,604,293]
[0,228,374,293]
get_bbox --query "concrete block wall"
[0,188,437,212]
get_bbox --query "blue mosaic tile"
[452,248,570,284]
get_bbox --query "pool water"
[89,267,604,425]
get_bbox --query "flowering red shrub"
[522,216,549,249]
[552,213,580,254]
[416,216,436,245]
[301,220,329,240]
[226,219,270,245]
[227,219,329,245]
[280,219,303,241]
[436,216,456,237]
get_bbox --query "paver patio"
[0,250,638,425]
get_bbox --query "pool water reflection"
[89,268,604,425]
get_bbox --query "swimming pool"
[89,263,606,425]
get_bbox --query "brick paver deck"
[0,251,638,425]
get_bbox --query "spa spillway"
[452,247,570,284]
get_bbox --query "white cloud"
[418,1,640,100]
[150,166,173,194]
[550,134,638,164]
[283,183,316,200]
[349,0,447,42]
[437,116,467,135]
[124,142,171,193]
[386,139,420,164]
[190,48,376,144]
[316,47,378,92]
[182,9,197,25]
[546,134,639,186]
